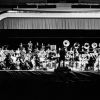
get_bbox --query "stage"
[0,70,100,98]
[0,8,100,98]
[0,70,100,82]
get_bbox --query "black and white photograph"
[0,0,100,99]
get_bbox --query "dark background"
[0,29,100,49]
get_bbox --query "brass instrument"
[63,40,70,47]
[74,42,80,49]
[92,42,97,49]
[84,43,90,49]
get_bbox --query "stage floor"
[0,70,100,98]
[0,70,100,82]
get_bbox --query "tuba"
[84,43,90,49]
[91,42,97,49]
[63,40,70,47]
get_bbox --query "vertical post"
[17,0,20,9]
[46,0,47,4]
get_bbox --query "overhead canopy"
[0,0,78,5]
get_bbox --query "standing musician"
[46,45,57,69]
[73,42,80,70]
[19,43,23,51]
[28,41,33,53]
[38,44,47,69]
[59,40,70,68]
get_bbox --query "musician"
[15,48,21,57]
[19,43,23,51]
[94,54,100,71]
[85,54,96,71]
[35,54,40,70]
[4,53,13,69]
[59,46,66,67]
[34,47,40,70]
[28,41,33,53]
[35,42,39,50]
[38,44,47,69]
[58,40,70,68]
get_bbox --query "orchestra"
[0,40,100,71]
